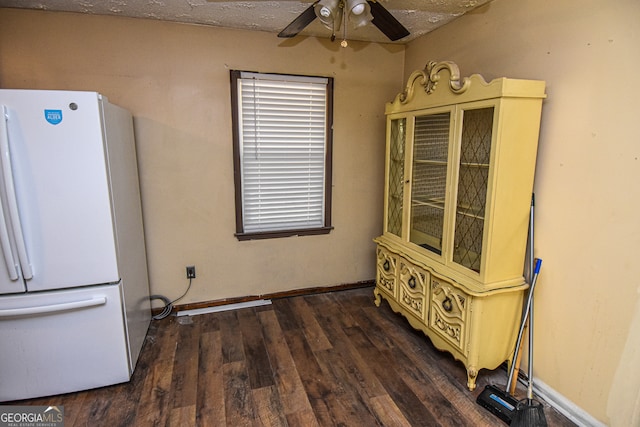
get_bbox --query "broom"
[475,258,542,424]
[510,257,547,427]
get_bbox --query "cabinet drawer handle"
[408,276,416,289]
[383,260,390,271]
[442,297,453,312]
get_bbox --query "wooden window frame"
[230,70,334,240]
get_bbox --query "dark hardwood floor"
[14,286,575,426]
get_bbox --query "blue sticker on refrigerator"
[44,109,63,125]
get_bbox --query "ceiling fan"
[278,0,410,44]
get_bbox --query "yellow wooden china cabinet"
[374,61,546,391]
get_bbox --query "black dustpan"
[476,384,518,424]
[477,195,539,425]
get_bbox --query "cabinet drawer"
[398,259,429,321]
[429,275,469,353]
[376,246,398,298]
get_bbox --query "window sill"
[235,226,333,241]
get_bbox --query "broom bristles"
[510,398,548,427]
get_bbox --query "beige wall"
[0,9,404,303]
[405,0,640,425]
[3,2,639,424]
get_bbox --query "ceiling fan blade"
[368,1,410,41]
[278,2,318,38]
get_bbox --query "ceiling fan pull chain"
[341,4,348,47]
[331,3,338,42]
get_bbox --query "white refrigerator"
[0,89,151,401]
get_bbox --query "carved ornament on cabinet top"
[399,60,471,104]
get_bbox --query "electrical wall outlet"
[186,266,196,279]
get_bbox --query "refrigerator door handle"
[0,205,18,281]
[0,106,19,280]
[0,296,107,318]
[0,106,33,280]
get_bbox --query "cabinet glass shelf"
[409,112,450,254]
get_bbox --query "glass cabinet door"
[409,112,451,255]
[453,107,494,272]
[386,118,405,238]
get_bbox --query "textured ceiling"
[0,0,492,44]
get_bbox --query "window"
[230,71,334,240]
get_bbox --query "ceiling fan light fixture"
[349,2,365,15]
[314,0,341,29]
[278,0,408,42]
[346,0,372,28]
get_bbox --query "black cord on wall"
[150,277,193,320]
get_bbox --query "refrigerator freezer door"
[0,90,120,294]
[0,106,25,293]
[0,283,131,401]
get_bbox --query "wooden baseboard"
[152,280,375,315]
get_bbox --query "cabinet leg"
[373,287,382,307]
[466,366,478,391]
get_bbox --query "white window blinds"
[237,72,329,233]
